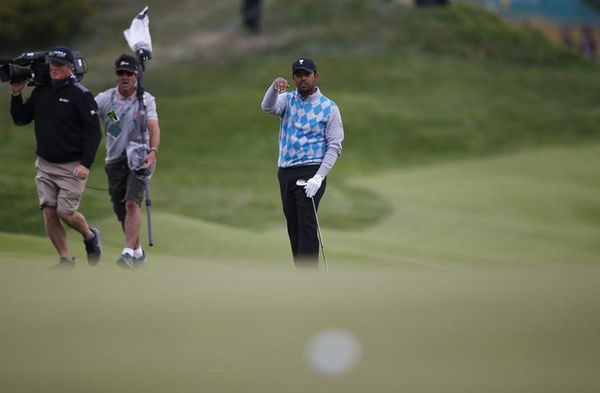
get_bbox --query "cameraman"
[9,46,102,268]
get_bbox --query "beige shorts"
[35,157,87,215]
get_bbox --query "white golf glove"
[304,174,323,198]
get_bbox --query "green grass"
[1,1,598,234]
[1,264,599,393]
[1,131,599,393]
[1,3,599,391]
[2,142,598,266]
[2,54,599,233]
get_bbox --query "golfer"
[9,46,102,268]
[95,54,160,269]
[261,57,344,268]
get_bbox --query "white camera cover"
[123,6,153,54]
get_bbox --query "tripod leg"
[144,179,154,247]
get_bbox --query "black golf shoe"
[84,227,102,265]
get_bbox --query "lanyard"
[110,89,138,122]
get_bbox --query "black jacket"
[11,77,101,168]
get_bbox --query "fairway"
[1,144,599,392]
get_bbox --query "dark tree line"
[0,0,93,54]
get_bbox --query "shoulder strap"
[111,89,138,119]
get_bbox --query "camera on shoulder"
[0,50,87,86]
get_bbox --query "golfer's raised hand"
[305,174,323,198]
[73,164,89,180]
[273,77,289,94]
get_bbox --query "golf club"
[296,179,328,272]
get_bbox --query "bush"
[0,0,93,54]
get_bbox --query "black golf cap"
[292,57,317,73]
[47,46,74,65]
[115,55,138,73]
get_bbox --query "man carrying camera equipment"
[95,54,160,269]
[9,46,102,268]
[261,57,344,269]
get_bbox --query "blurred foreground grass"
[1,261,599,393]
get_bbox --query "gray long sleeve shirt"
[261,84,344,177]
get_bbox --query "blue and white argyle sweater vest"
[278,90,336,168]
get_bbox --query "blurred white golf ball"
[305,329,362,375]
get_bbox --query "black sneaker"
[116,253,136,269]
[52,256,75,269]
[84,227,102,265]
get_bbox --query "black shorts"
[105,159,145,221]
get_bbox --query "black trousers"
[278,165,326,268]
